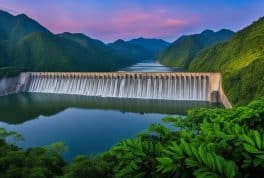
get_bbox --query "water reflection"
[0,93,216,160]
[0,93,211,124]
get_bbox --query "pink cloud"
[35,10,191,42]
[1,0,263,42]
[0,2,194,42]
[73,8,193,41]
[165,19,187,27]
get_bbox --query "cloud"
[1,0,263,42]
[19,5,191,42]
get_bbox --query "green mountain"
[127,37,170,58]
[108,38,170,61]
[0,10,171,76]
[158,29,235,68]
[0,10,144,75]
[189,17,264,105]
[58,32,106,49]
[0,10,50,42]
[58,32,141,63]
[108,39,153,60]
[1,31,139,72]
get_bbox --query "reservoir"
[119,60,182,72]
[0,61,213,160]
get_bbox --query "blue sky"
[0,0,263,42]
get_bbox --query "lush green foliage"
[158,29,234,68]
[63,155,113,178]
[1,98,263,177]
[189,17,264,105]
[105,98,264,177]
[0,129,66,178]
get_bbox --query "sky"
[0,0,264,42]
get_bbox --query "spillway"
[27,73,209,101]
[0,72,232,107]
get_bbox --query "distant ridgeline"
[0,10,169,76]
[158,29,235,68]
[0,72,231,108]
[159,17,264,105]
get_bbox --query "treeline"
[1,98,264,177]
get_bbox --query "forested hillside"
[0,10,167,76]
[158,29,235,68]
[189,17,264,105]
[0,10,140,75]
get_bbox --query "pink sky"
[1,0,263,42]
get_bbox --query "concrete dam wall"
[0,73,29,96]
[0,72,232,108]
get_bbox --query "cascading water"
[27,73,209,101]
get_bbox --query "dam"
[0,72,232,108]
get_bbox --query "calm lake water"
[119,60,182,72]
[0,61,210,160]
[0,93,211,160]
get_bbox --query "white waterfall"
[27,73,209,101]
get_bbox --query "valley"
[0,2,263,177]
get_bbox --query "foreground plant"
[0,98,263,177]
[109,98,264,177]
